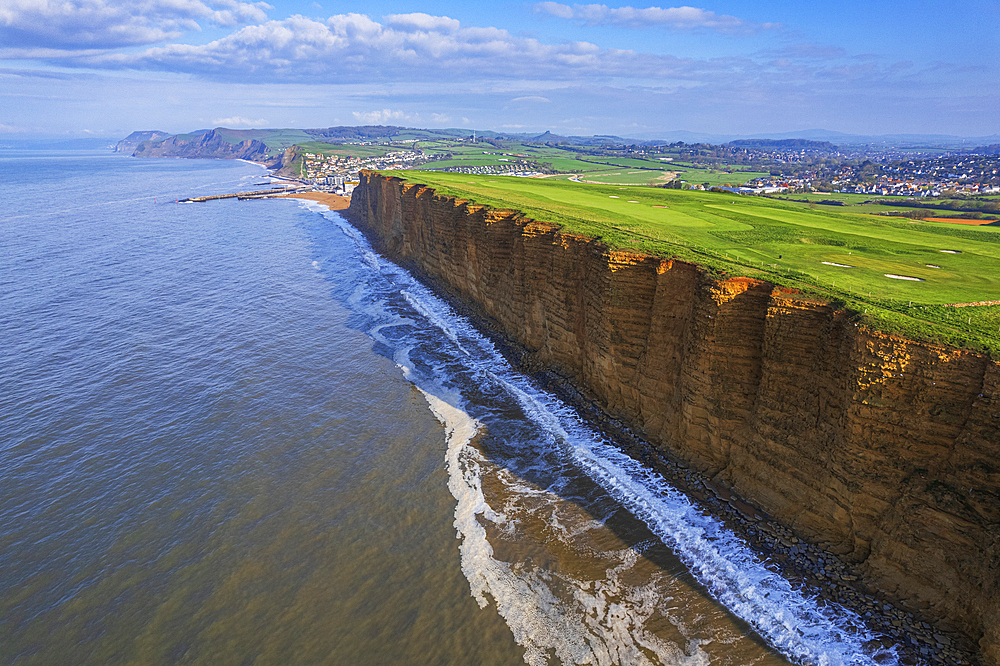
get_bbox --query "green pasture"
[676,167,771,187]
[407,140,687,181]
[378,170,1000,354]
[567,170,677,185]
[573,156,674,170]
[780,192,879,205]
[767,195,994,219]
[536,156,593,172]
[296,141,400,158]
[770,192,1000,219]
[254,129,317,151]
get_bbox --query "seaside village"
[296,149,423,194]
[740,153,1000,196]
[296,145,1000,200]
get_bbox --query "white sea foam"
[420,387,707,666]
[295,199,329,214]
[402,290,471,357]
[326,211,900,666]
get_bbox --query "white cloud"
[66,13,704,83]
[384,13,461,33]
[763,44,848,60]
[4,8,982,138]
[352,108,409,124]
[0,0,272,49]
[534,2,575,19]
[213,115,267,127]
[0,122,31,133]
[533,3,779,34]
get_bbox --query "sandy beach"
[278,191,351,210]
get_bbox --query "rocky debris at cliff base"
[344,172,996,666]
[529,369,981,666]
[387,269,981,666]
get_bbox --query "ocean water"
[0,151,900,665]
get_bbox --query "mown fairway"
[382,170,1000,353]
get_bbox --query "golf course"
[381,170,1000,354]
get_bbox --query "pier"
[179,185,306,203]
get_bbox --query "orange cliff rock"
[345,170,1000,664]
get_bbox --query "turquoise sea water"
[0,151,899,665]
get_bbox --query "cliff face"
[115,130,170,153]
[346,172,1000,663]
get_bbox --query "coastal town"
[294,137,1000,207]
[297,148,424,194]
[742,151,1000,197]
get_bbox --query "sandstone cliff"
[345,171,1000,664]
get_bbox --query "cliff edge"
[345,171,1000,664]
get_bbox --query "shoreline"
[405,276,978,666]
[344,172,989,665]
[277,191,351,210]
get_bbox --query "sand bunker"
[926,264,941,268]
[885,274,925,281]
[940,250,962,254]
[927,217,995,226]
[822,262,854,268]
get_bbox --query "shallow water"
[0,152,899,665]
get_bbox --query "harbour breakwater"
[344,171,1000,664]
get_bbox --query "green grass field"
[296,141,405,158]
[409,141,701,183]
[673,167,772,187]
[379,170,1000,355]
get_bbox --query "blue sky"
[1,0,997,139]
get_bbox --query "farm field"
[296,141,401,158]
[764,195,996,220]
[411,140,695,183]
[671,166,772,187]
[379,170,1000,354]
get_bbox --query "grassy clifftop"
[379,169,1000,356]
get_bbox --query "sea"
[0,150,902,665]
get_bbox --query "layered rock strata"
[345,171,1000,664]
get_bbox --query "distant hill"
[122,125,637,160]
[627,128,1000,148]
[115,130,170,153]
[727,138,838,151]
[132,128,270,161]
[120,124,1000,159]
